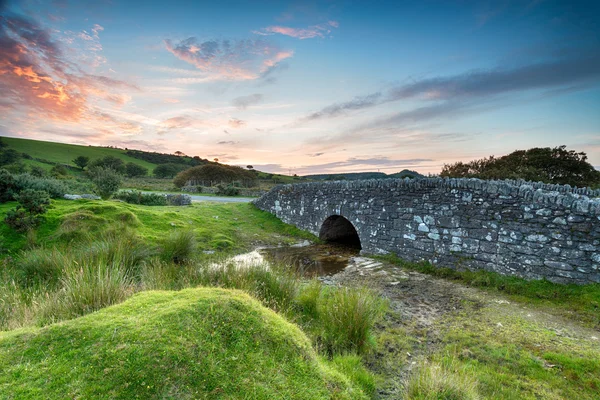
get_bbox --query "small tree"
[4,189,50,232]
[125,162,148,178]
[0,137,7,149]
[89,167,123,200]
[73,155,89,170]
[247,165,254,170]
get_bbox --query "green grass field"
[2,136,157,171]
[0,200,315,256]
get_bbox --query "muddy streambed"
[230,242,363,277]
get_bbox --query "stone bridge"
[253,178,600,284]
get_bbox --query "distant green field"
[1,136,157,171]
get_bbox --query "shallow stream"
[230,242,362,277]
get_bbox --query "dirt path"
[328,257,600,399]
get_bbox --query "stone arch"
[319,215,362,249]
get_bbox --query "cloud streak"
[254,20,339,39]
[164,37,293,81]
[232,93,263,109]
[302,51,600,121]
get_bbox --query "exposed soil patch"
[328,257,600,399]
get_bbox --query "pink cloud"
[164,37,293,81]
[0,14,137,123]
[254,21,339,39]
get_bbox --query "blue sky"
[1,0,599,174]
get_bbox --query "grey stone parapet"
[253,177,600,285]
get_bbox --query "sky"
[0,0,599,175]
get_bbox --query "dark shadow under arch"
[319,215,362,249]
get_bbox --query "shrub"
[4,190,51,232]
[0,168,17,202]
[88,167,123,200]
[3,162,27,174]
[4,209,40,232]
[153,163,188,178]
[29,166,46,177]
[12,173,68,198]
[115,190,167,206]
[88,156,126,174]
[16,189,51,214]
[0,148,21,165]
[215,183,240,196]
[125,162,148,178]
[50,164,69,177]
[161,230,196,264]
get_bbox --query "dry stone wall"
[253,178,600,284]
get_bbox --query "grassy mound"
[0,288,368,399]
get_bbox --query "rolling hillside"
[1,137,159,171]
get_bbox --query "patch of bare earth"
[328,257,600,399]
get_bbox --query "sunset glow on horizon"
[1,0,599,175]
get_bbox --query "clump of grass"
[39,260,133,325]
[296,279,322,319]
[329,354,377,396]
[161,230,196,264]
[16,247,70,286]
[317,285,387,355]
[197,262,299,313]
[404,359,480,400]
[85,233,154,274]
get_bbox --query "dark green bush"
[4,209,40,232]
[88,167,123,200]
[215,183,240,196]
[115,190,167,206]
[153,163,188,178]
[50,164,69,178]
[13,173,68,198]
[29,166,46,178]
[4,189,51,232]
[16,189,51,215]
[88,156,126,174]
[125,162,148,178]
[0,168,17,202]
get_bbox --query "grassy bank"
[0,200,314,256]
[0,288,370,399]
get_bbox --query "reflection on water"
[258,243,361,277]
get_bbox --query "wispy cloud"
[254,20,339,39]
[164,37,293,81]
[232,93,264,109]
[301,51,600,122]
[228,118,246,128]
